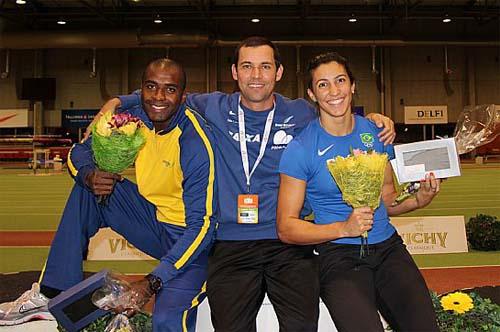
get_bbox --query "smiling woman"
[276,51,441,332]
[306,52,356,136]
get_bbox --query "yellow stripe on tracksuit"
[174,110,215,270]
[38,261,48,284]
[66,144,79,177]
[182,282,207,332]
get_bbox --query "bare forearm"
[387,174,440,216]
[387,197,419,216]
[84,98,122,139]
[277,217,346,245]
[277,174,373,245]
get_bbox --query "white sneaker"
[0,283,55,326]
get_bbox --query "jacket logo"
[275,115,296,129]
[162,160,173,168]
[317,144,334,156]
[360,133,374,148]
[229,131,261,143]
[273,130,293,145]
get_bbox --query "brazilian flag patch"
[360,133,374,148]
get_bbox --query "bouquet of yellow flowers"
[327,149,388,256]
[92,112,146,174]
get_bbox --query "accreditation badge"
[237,194,259,224]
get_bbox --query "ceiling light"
[153,15,162,24]
[251,18,260,23]
[57,19,67,25]
[348,14,357,23]
[442,15,451,23]
[16,0,26,4]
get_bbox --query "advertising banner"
[392,215,468,254]
[61,109,99,128]
[89,217,468,258]
[0,109,29,128]
[87,228,155,260]
[404,105,448,124]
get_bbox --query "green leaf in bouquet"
[57,312,153,332]
[92,128,146,174]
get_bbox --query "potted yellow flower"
[431,291,500,331]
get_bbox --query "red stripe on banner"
[0,114,18,123]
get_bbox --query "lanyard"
[238,98,275,192]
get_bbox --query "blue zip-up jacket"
[67,103,217,283]
[121,92,315,241]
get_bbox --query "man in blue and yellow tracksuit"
[23,59,215,331]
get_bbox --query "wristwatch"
[145,274,163,294]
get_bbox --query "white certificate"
[393,137,461,183]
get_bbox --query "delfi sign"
[404,105,448,124]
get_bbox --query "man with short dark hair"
[0,58,217,332]
[102,36,395,331]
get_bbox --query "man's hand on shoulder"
[83,97,122,139]
[84,169,122,195]
[365,113,396,145]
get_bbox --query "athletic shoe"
[0,283,55,326]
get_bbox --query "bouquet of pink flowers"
[92,112,146,174]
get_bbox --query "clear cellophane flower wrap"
[91,272,140,332]
[327,149,388,257]
[102,314,134,332]
[454,104,500,155]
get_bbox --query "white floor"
[0,297,388,331]
[0,320,58,331]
